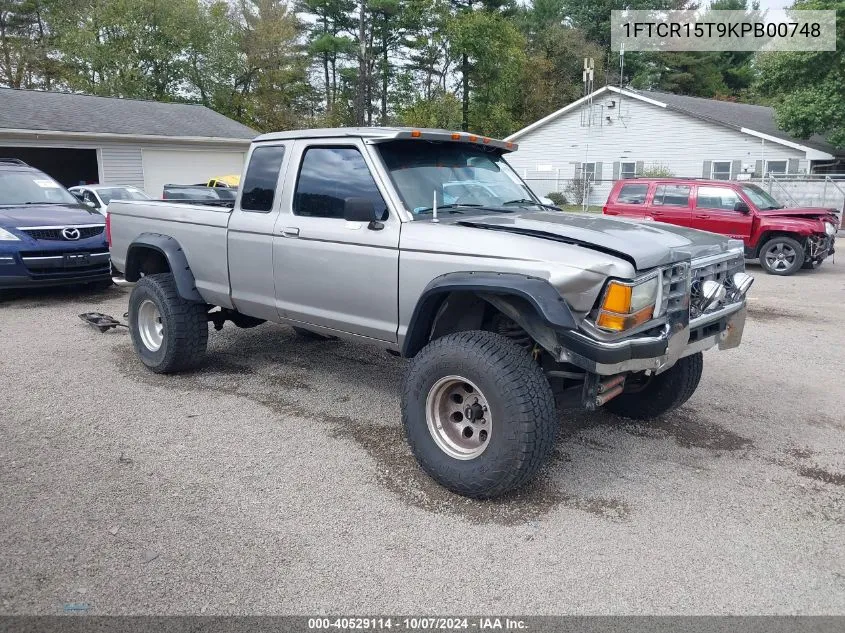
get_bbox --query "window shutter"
[755,160,763,177]
[635,161,644,175]
[574,161,581,178]
[702,161,712,178]
[787,158,799,174]
[612,162,620,180]
[594,163,603,182]
[731,160,741,179]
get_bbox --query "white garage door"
[141,149,246,197]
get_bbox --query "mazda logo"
[62,227,81,240]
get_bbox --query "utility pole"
[355,0,368,126]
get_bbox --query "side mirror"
[343,197,383,229]
[734,201,750,213]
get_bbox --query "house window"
[711,161,732,180]
[765,160,787,175]
[579,162,596,181]
[620,162,637,179]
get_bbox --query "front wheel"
[759,236,804,275]
[401,331,557,499]
[603,352,703,420]
[128,273,208,373]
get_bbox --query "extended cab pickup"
[109,128,753,499]
[604,178,839,276]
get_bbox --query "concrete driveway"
[1,262,843,615]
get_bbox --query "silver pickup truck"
[108,127,752,499]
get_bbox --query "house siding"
[508,96,807,205]
[99,145,145,189]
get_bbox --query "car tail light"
[602,204,608,214]
[105,213,111,246]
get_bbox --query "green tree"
[0,0,63,89]
[756,0,845,148]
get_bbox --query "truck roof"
[253,127,517,152]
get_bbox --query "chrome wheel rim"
[137,299,164,352]
[425,376,491,460]
[764,243,797,272]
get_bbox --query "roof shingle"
[0,88,257,140]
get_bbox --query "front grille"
[21,226,104,241]
[24,264,110,281]
[690,254,746,319]
[660,262,690,316]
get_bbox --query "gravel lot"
[1,260,843,615]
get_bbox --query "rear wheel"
[401,331,557,499]
[603,352,703,420]
[759,236,804,275]
[128,273,208,373]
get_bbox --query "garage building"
[0,88,256,196]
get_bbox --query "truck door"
[692,185,754,241]
[272,139,400,342]
[647,183,692,226]
[227,143,289,321]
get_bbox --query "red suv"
[604,179,839,275]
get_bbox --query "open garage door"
[142,149,245,197]
[0,147,99,188]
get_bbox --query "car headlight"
[825,222,836,236]
[0,228,20,241]
[596,274,660,332]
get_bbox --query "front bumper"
[556,300,747,376]
[0,247,110,289]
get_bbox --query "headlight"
[825,222,836,236]
[596,275,659,332]
[0,228,20,241]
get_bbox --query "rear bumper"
[557,301,747,376]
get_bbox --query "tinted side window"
[617,183,648,204]
[294,147,387,220]
[653,185,690,207]
[241,145,285,212]
[697,186,741,211]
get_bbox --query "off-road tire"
[759,236,804,276]
[604,352,703,420]
[128,273,208,373]
[401,330,557,499]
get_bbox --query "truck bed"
[108,199,233,308]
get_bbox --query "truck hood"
[756,207,838,221]
[453,211,738,270]
[0,204,104,228]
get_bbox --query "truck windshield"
[377,141,538,217]
[740,184,783,210]
[0,172,79,206]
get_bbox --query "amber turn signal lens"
[596,306,654,331]
[451,133,461,140]
[602,282,632,314]
[411,130,422,138]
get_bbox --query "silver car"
[108,128,753,499]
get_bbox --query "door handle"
[695,214,710,219]
[651,210,664,215]
[281,227,300,237]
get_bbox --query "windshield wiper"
[413,203,482,214]
[502,199,561,210]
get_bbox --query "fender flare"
[401,271,577,357]
[125,233,204,302]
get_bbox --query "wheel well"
[406,290,558,357]
[125,246,171,281]
[754,231,805,257]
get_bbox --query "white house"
[0,88,256,196]
[505,86,843,206]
